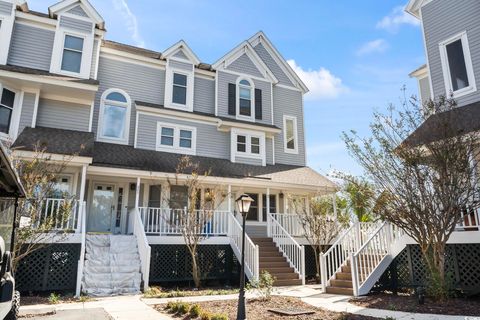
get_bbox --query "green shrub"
[200,311,212,320]
[165,301,176,311]
[211,314,228,320]
[247,270,276,300]
[169,302,180,313]
[48,292,60,304]
[177,302,190,315]
[189,304,202,317]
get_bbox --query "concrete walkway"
[20,295,173,320]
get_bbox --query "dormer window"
[97,89,131,145]
[238,79,252,118]
[61,35,84,73]
[164,62,194,112]
[439,31,476,98]
[172,73,187,105]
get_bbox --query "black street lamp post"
[235,194,254,320]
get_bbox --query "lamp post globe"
[235,194,254,320]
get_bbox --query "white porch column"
[266,188,271,237]
[135,177,141,209]
[266,188,270,214]
[79,164,87,202]
[227,185,232,212]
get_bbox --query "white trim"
[215,71,219,116]
[88,101,94,132]
[164,61,194,112]
[100,48,166,68]
[135,107,217,126]
[231,128,266,166]
[156,122,197,156]
[272,136,275,165]
[0,84,20,140]
[236,77,255,122]
[31,89,40,128]
[41,93,92,105]
[419,8,434,101]
[15,11,57,29]
[270,82,274,125]
[134,110,139,148]
[12,90,24,138]
[50,20,94,79]
[0,4,15,65]
[439,31,477,99]
[13,150,93,164]
[283,115,299,154]
[406,0,433,18]
[161,40,200,65]
[93,36,101,80]
[97,88,131,145]
[48,0,104,28]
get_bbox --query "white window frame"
[97,88,131,145]
[50,17,94,79]
[60,33,85,74]
[0,7,15,65]
[156,122,197,155]
[439,31,477,98]
[236,77,255,122]
[231,128,266,165]
[164,62,194,112]
[283,115,299,154]
[0,83,21,140]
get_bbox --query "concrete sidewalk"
[20,295,173,320]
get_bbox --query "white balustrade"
[132,207,152,291]
[456,205,480,230]
[270,213,304,237]
[37,198,79,231]
[267,213,305,283]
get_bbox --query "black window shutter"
[255,89,262,120]
[228,83,236,115]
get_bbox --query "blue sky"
[30,0,425,176]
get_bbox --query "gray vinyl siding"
[59,16,93,33]
[422,0,480,106]
[254,42,294,87]
[7,23,55,71]
[173,50,189,60]
[217,71,272,125]
[226,53,263,78]
[66,5,89,17]
[136,113,230,159]
[266,137,274,165]
[0,1,12,15]
[235,156,263,166]
[193,77,215,114]
[37,98,90,132]
[273,86,306,166]
[90,39,99,79]
[93,56,166,145]
[419,76,431,103]
[18,92,36,135]
[169,60,192,71]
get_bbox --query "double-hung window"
[0,87,16,135]
[238,79,252,118]
[233,130,264,160]
[283,115,298,154]
[61,35,84,74]
[439,31,476,97]
[172,73,187,105]
[98,89,131,144]
[156,122,196,155]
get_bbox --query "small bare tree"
[11,145,75,271]
[343,96,480,299]
[166,156,227,288]
[290,195,349,283]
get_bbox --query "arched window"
[98,89,131,144]
[237,78,253,119]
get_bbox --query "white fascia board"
[218,120,281,136]
[162,40,201,65]
[405,0,432,18]
[48,0,104,28]
[13,150,93,165]
[248,31,309,93]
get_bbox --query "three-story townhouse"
[0,0,336,295]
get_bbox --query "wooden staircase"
[252,238,302,286]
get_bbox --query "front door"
[88,183,116,232]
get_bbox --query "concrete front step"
[330,279,353,288]
[326,286,353,295]
[84,265,140,274]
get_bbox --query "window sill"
[165,103,193,112]
[235,152,263,160]
[156,145,196,156]
[284,148,299,155]
[236,115,255,123]
[97,136,129,145]
[449,85,477,99]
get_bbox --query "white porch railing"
[270,213,304,237]
[456,205,480,230]
[139,207,229,236]
[351,222,405,296]
[267,213,305,284]
[36,198,80,232]
[227,212,259,281]
[75,201,86,297]
[132,207,151,292]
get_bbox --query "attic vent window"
[61,35,84,73]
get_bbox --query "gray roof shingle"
[0,64,99,85]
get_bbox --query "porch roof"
[13,127,336,190]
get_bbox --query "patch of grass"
[144,286,238,299]
[176,302,190,315]
[48,292,60,305]
[77,295,92,303]
[211,314,228,320]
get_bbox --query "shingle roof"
[0,64,99,85]
[103,40,162,60]
[13,127,335,190]
[403,102,480,147]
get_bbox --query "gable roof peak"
[406,0,432,18]
[162,40,201,65]
[49,0,104,29]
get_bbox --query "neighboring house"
[0,0,337,295]
[316,0,480,298]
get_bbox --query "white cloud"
[356,39,389,56]
[112,0,145,48]
[287,60,348,101]
[376,6,420,33]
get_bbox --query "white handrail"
[132,207,151,292]
[75,201,86,297]
[456,205,480,230]
[37,198,79,231]
[227,212,259,281]
[351,222,405,296]
[270,213,304,237]
[267,213,305,284]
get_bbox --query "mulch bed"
[20,293,94,306]
[157,296,380,320]
[350,292,480,316]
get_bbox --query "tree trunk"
[313,247,321,284]
[422,242,448,300]
[191,251,201,288]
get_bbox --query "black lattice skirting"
[149,245,240,285]
[16,243,81,293]
[374,244,480,295]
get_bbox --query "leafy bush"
[190,304,202,317]
[48,292,60,304]
[247,270,276,300]
[211,314,228,320]
[177,302,190,315]
[200,311,212,320]
[169,301,180,313]
[165,301,176,311]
